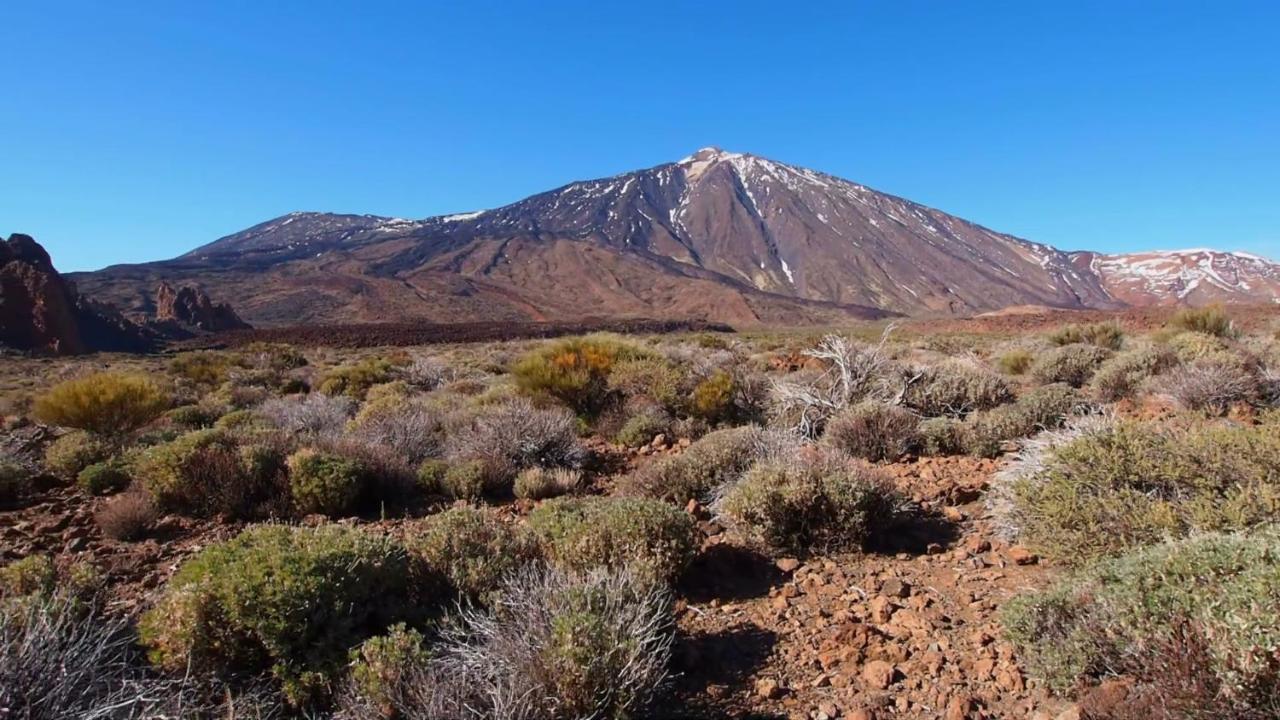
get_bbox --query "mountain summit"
[72,149,1278,326]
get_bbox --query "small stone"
[817,701,841,719]
[942,506,965,522]
[1009,545,1039,565]
[846,710,874,720]
[861,660,896,689]
[868,595,896,623]
[776,557,801,573]
[879,578,910,598]
[755,677,786,699]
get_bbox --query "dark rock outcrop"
[154,281,251,332]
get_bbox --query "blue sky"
[3,1,1277,272]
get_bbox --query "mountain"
[1070,249,1280,307]
[70,148,1278,327]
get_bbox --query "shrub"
[409,507,540,602]
[1090,345,1179,401]
[347,624,430,717]
[415,459,449,494]
[1163,352,1260,413]
[287,449,367,517]
[513,466,582,500]
[1002,531,1280,702]
[1168,330,1230,361]
[317,358,396,399]
[1031,344,1113,387]
[344,567,674,720]
[96,490,158,541]
[992,419,1280,562]
[164,403,222,430]
[1047,320,1125,350]
[77,460,129,496]
[1171,305,1237,338]
[963,383,1088,457]
[140,525,420,705]
[529,497,697,584]
[615,406,671,448]
[822,401,919,462]
[619,425,765,503]
[44,431,111,478]
[997,348,1034,375]
[607,356,687,411]
[1,555,56,597]
[445,398,585,484]
[768,333,899,437]
[0,462,33,508]
[33,372,170,436]
[714,451,900,554]
[690,369,737,422]
[901,360,1015,418]
[512,335,656,414]
[169,351,246,387]
[917,417,967,456]
[346,397,443,466]
[259,393,354,439]
[132,429,241,512]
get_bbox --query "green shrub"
[0,462,33,508]
[76,461,129,496]
[995,419,1280,563]
[409,507,540,602]
[715,452,900,554]
[0,555,56,597]
[1168,330,1230,362]
[317,358,395,399]
[169,351,246,387]
[1171,305,1237,338]
[33,373,170,436]
[963,384,1087,458]
[139,525,420,705]
[1089,345,1179,401]
[1047,320,1125,350]
[44,431,111,478]
[163,404,221,430]
[415,459,449,494]
[213,408,272,433]
[131,429,242,512]
[1030,344,1113,387]
[607,356,687,411]
[690,369,736,422]
[287,449,367,517]
[1002,531,1280,698]
[513,466,582,500]
[512,335,656,414]
[997,349,1034,375]
[619,425,764,503]
[529,497,697,583]
[615,407,671,448]
[822,401,919,462]
[917,417,967,456]
[347,624,429,716]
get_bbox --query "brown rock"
[755,677,786,699]
[1008,545,1039,565]
[861,660,896,689]
[776,557,801,573]
[879,577,910,598]
[154,281,251,332]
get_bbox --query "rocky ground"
[1,431,1077,719]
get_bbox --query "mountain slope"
[71,148,1278,327]
[1070,249,1280,307]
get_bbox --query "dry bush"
[900,359,1014,418]
[689,368,737,422]
[713,449,902,555]
[822,401,920,462]
[43,430,111,478]
[963,383,1091,458]
[317,357,396,399]
[345,396,443,466]
[408,506,541,602]
[96,489,159,541]
[1168,330,1230,361]
[338,566,675,720]
[768,330,900,437]
[402,355,462,390]
[33,372,170,436]
[445,397,585,486]
[606,355,688,411]
[258,393,354,440]
[513,466,582,500]
[1031,344,1113,387]
[917,417,968,456]
[997,348,1034,375]
[131,429,286,519]
[1002,531,1280,708]
[1162,352,1260,413]
[614,403,673,448]
[1171,305,1238,338]
[529,497,697,584]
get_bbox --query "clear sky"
[3,1,1277,272]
